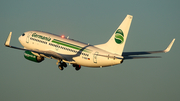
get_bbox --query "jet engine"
[24,51,44,63]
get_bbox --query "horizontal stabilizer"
[122,38,175,56]
[164,38,175,53]
[124,56,161,59]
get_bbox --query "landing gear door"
[93,52,98,63]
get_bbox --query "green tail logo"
[114,29,124,44]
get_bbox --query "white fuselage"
[18,31,123,67]
[5,15,175,69]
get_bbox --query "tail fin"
[95,15,133,55]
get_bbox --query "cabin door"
[93,52,98,63]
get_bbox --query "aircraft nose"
[18,36,21,42]
[18,33,25,42]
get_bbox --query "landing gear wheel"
[75,66,81,71]
[73,64,81,71]
[58,65,64,70]
[62,62,67,67]
[57,60,67,71]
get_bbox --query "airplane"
[4,15,175,71]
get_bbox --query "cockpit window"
[22,33,25,36]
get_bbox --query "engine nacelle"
[24,51,44,63]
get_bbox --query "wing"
[122,39,175,56]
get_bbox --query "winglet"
[5,32,12,47]
[164,38,175,53]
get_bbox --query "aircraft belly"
[74,56,122,67]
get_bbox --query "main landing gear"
[72,64,81,71]
[57,60,67,70]
[57,60,81,71]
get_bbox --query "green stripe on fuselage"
[52,39,91,53]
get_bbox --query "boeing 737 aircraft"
[4,15,175,71]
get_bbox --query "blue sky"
[1,0,180,101]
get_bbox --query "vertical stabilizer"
[95,15,133,55]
